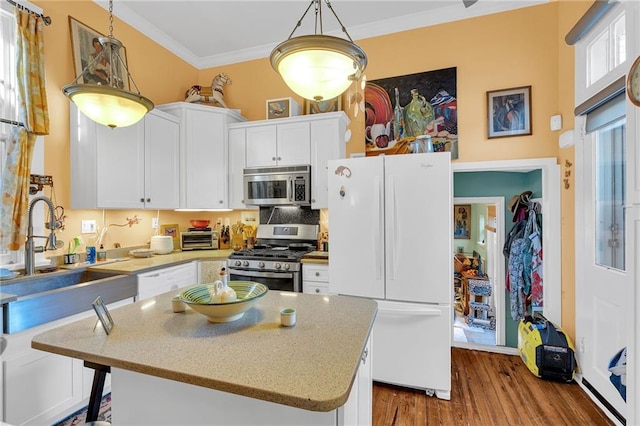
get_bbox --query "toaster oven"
[180,230,219,250]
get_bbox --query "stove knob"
[234,260,242,267]
[283,264,291,271]
[243,260,249,267]
[275,263,282,270]
[258,261,265,268]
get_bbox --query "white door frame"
[453,196,505,346]
[453,158,562,327]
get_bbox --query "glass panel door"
[594,118,626,270]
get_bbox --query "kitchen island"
[32,289,376,425]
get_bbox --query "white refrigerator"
[328,153,452,399]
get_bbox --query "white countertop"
[31,289,376,412]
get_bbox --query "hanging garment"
[508,236,527,320]
[523,211,543,308]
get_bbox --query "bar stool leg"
[84,361,110,423]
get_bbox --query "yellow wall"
[32,0,590,340]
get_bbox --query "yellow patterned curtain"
[0,9,49,250]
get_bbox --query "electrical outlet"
[81,220,96,234]
[152,218,159,229]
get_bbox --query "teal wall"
[454,170,542,348]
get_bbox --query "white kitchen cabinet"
[228,112,348,209]
[228,127,256,210]
[245,121,311,168]
[137,262,198,300]
[302,263,330,295]
[70,104,180,210]
[310,113,348,209]
[338,336,372,426]
[157,102,246,209]
[1,298,132,426]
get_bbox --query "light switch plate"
[82,220,96,233]
[550,115,562,131]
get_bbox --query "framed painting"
[266,97,300,119]
[68,16,129,90]
[305,96,342,114]
[487,86,531,138]
[364,67,458,158]
[454,204,471,240]
[160,223,180,248]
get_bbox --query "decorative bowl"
[189,219,211,229]
[180,281,268,322]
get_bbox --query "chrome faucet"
[24,196,60,276]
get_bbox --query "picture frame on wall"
[487,86,531,139]
[305,96,342,114]
[454,204,471,240]
[266,97,300,119]
[160,223,180,248]
[68,16,129,90]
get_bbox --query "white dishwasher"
[137,262,198,300]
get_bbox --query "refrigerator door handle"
[387,175,396,280]
[374,177,383,280]
[380,307,443,316]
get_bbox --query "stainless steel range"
[227,224,318,292]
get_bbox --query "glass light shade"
[63,84,154,128]
[271,35,367,101]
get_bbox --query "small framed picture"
[160,223,180,248]
[92,296,114,335]
[68,16,129,90]
[454,204,471,240]
[305,96,342,114]
[487,86,531,139]
[266,97,300,119]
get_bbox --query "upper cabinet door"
[144,111,180,210]
[276,121,310,166]
[184,109,226,208]
[96,121,145,209]
[310,117,346,209]
[246,126,277,168]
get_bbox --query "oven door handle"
[229,269,294,279]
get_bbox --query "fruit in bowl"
[180,281,268,322]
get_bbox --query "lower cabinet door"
[3,349,82,425]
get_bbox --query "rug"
[52,393,111,426]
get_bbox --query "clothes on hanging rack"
[504,191,543,320]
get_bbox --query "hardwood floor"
[372,348,614,426]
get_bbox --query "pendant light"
[63,0,153,128]
[270,0,367,102]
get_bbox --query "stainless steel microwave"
[243,165,311,206]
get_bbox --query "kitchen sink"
[1,268,137,334]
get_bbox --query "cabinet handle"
[361,348,368,364]
[315,272,320,277]
[272,156,276,161]
[315,288,320,293]
[277,156,281,160]
[140,198,145,203]
[146,198,151,202]
[219,200,223,204]
[311,199,315,203]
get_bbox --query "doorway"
[452,158,561,353]
[452,197,505,348]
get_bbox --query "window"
[574,3,627,108]
[0,0,44,268]
[0,5,18,266]
[594,115,626,270]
